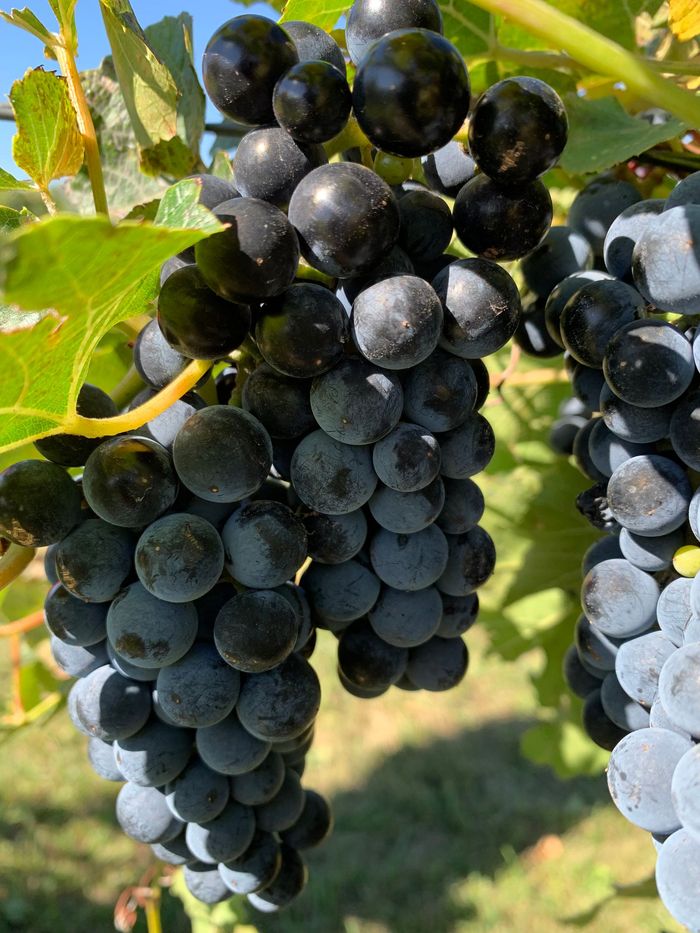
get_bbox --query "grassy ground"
[0,627,684,933]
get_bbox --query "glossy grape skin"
[337,245,415,310]
[603,320,694,408]
[156,642,240,728]
[242,365,314,440]
[220,830,282,894]
[0,460,82,548]
[421,141,476,197]
[288,163,400,278]
[291,430,377,515]
[559,279,645,368]
[157,264,250,360]
[544,270,614,347]
[107,582,198,669]
[133,319,189,389]
[173,406,272,504]
[608,728,691,833]
[670,388,700,471]
[514,298,563,359]
[656,829,700,932]
[403,349,478,433]
[633,205,700,314]
[607,455,691,536]
[233,126,327,208]
[571,366,606,414]
[246,844,308,912]
[369,585,442,648]
[586,419,654,479]
[599,382,672,444]
[214,590,298,675]
[435,258,522,359]
[523,227,595,301]
[438,413,495,479]
[311,358,403,445]
[569,176,641,256]
[202,15,298,125]
[353,29,469,158]
[34,384,117,467]
[603,197,665,281]
[406,636,469,692]
[283,20,346,73]
[303,559,380,624]
[580,558,658,638]
[196,198,299,302]
[396,189,454,263]
[468,77,567,186]
[222,501,307,589]
[255,283,349,379]
[236,654,321,742]
[370,525,449,591]
[345,0,442,64]
[615,632,676,708]
[83,437,178,529]
[272,61,351,145]
[338,620,408,689]
[453,175,552,261]
[55,519,133,603]
[116,782,183,845]
[372,422,441,492]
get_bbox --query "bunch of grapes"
[0,0,571,915]
[518,169,700,931]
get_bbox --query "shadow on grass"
[255,717,607,933]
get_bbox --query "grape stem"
[110,364,146,411]
[61,358,212,439]
[0,610,44,637]
[0,543,36,592]
[467,0,700,126]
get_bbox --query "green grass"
[0,628,685,933]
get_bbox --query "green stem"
[110,364,146,410]
[636,148,700,172]
[467,0,700,127]
[0,543,36,591]
[470,46,700,79]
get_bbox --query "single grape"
[87,736,123,783]
[116,782,183,844]
[406,636,468,691]
[291,430,377,514]
[421,140,476,197]
[574,614,620,674]
[586,419,654,479]
[544,270,614,347]
[183,862,231,905]
[569,176,641,256]
[670,389,700,471]
[114,718,193,787]
[513,298,563,359]
[246,844,308,912]
[155,641,241,728]
[283,20,346,73]
[345,0,443,64]
[560,279,645,368]
[196,711,271,776]
[437,527,496,597]
[603,197,665,281]
[563,645,602,699]
[303,559,381,624]
[607,455,691,536]
[397,189,454,263]
[186,800,256,864]
[255,768,305,833]
[222,501,307,589]
[74,664,151,741]
[233,126,327,208]
[135,514,224,603]
[214,590,299,673]
[165,758,230,823]
[106,582,198,669]
[618,527,684,573]
[599,382,673,444]
[656,829,700,932]
[236,654,321,742]
[580,559,658,637]
[51,637,108,679]
[582,688,628,751]
[301,509,368,565]
[615,632,676,708]
[219,830,282,895]
[438,414,495,479]
[242,365,315,440]
[403,348,478,432]
[522,227,594,300]
[0,460,82,547]
[230,751,285,806]
[658,644,700,736]
[45,584,108,647]
[272,61,351,145]
[338,619,408,688]
[633,205,700,314]
[436,478,485,535]
[280,790,332,850]
[151,831,195,866]
[437,592,479,639]
[369,477,445,534]
[657,578,694,647]
[370,525,449,591]
[133,319,189,389]
[369,585,442,647]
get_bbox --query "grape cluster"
[518,169,700,931]
[0,0,572,915]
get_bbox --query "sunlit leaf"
[280,0,348,31]
[669,0,700,41]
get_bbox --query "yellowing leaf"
[670,0,700,41]
[0,180,223,453]
[10,68,84,191]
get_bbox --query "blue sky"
[0,1,279,174]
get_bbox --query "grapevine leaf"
[144,14,205,175]
[99,0,180,167]
[0,207,24,234]
[441,1,492,56]
[560,95,686,174]
[0,7,55,47]
[10,68,84,191]
[46,0,77,52]
[209,151,234,182]
[0,168,33,192]
[521,719,609,779]
[669,0,700,41]
[0,180,223,453]
[279,0,347,31]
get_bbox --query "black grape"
[230,751,285,806]
[87,736,123,783]
[196,711,271,776]
[51,637,108,679]
[544,270,613,347]
[670,746,700,840]
[183,862,231,905]
[571,366,606,413]
[658,644,700,736]
[288,163,400,277]
[604,320,694,409]
[396,189,454,263]
[303,559,381,624]
[437,478,485,534]
[214,590,299,673]
[403,349,478,432]
[219,830,282,895]
[233,126,327,208]
[73,664,151,741]
[165,758,230,823]
[438,527,496,597]
[0,460,82,547]
[353,29,470,158]
[44,584,108,647]
[236,654,321,742]
[155,642,241,728]
[113,718,193,787]
[574,614,620,674]
[657,578,694,647]
[351,275,443,370]
[438,414,495,479]
[222,500,306,588]
[599,382,673,444]
[607,455,691,535]
[157,264,251,360]
[607,728,690,833]
[369,585,442,647]
[369,477,445,534]
[586,419,654,479]
[559,279,644,368]
[242,364,315,440]
[106,582,198,669]
[283,20,346,72]
[603,197,665,281]
[186,801,256,864]
[513,298,563,359]
[34,384,117,467]
[338,620,408,689]
[600,672,650,732]
[615,632,676,709]
[370,525,449,591]
[311,358,403,445]
[372,422,441,492]
[633,205,700,314]
[569,176,641,256]
[291,430,377,514]
[406,636,468,691]
[435,258,521,359]
[666,170,700,209]
[563,645,602,699]
[255,283,349,379]
[301,509,368,564]
[135,513,224,603]
[83,437,178,528]
[280,790,332,850]
[137,391,207,452]
[255,768,305,832]
[453,175,552,261]
[173,406,272,503]
[246,844,308,912]
[580,559,658,638]
[151,831,195,866]
[421,140,476,197]
[195,198,299,302]
[272,61,351,145]
[345,0,443,64]
[670,388,700,471]
[177,173,240,262]
[116,782,183,844]
[107,643,159,683]
[581,689,627,751]
[618,527,683,573]
[655,829,700,932]
[437,593,478,639]
[202,15,298,125]
[133,319,189,389]
[521,226,594,299]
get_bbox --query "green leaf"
[560,95,686,175]
[521,718,609,779]
[144,14,205,174]
[0,180,223,453]
[9,68,84,191]
[442,1,493,56]
[0,207,24,235]
[59,63,169,217]
[209,150,234,182]
[0,7,54,46]
[280,0,348,31]
[46,0,77,52]
[99,0,180,162]
[0,168,33,192]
